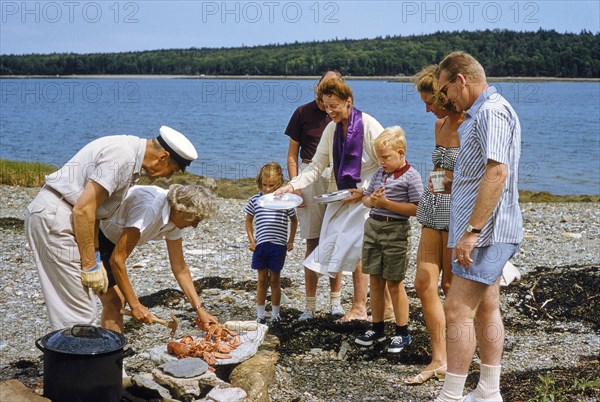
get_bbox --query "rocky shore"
[0,184,598,401]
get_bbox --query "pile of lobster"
[167,320,241,365]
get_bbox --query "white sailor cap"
[157,126,198,172]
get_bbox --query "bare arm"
[455,160,508,267]
[166,238,218,326]
[109,227,152,322]
[363,187,417,216]
[287,215,298,251]
[72,180,109,269]
[287,139,300,179]
[245,214,256,251]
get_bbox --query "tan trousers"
[25,188,97,330]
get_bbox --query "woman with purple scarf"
[276,77,384,322]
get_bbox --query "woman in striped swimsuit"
[405,65,463,385]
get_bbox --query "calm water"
[1,78,598,195]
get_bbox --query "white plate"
[257,193,303,210]
[314,190,352,204]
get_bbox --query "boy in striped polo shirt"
[355,126,423,353]
[245,163,298,324]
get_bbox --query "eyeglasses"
[439,75,457,96]
[179,210,203,223]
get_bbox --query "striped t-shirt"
[364,164,423,219]
[245,193,296,246]
[448,86,523,248]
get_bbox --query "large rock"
[152,367,228,400]
[229,350,279,402]
[129,373,178,402]
[0,380,50,402]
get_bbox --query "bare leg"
[256,269,268,306]
[412,228,447,373]
[474,283,503,366]
[329,272,342,293]
[383,283,395,321]
[304,238,320,298]
[269,271,282,307]
[370,275,385,322]
[339,260,369,321]
[444,276,489,375]
[100,286,125,333]
[440,231,453,296]
[387,280,409,326]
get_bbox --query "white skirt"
[303,200,369,276]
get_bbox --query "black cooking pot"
[36,324,134,402]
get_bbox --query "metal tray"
[314,190,352,204]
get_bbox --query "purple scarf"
[333,107,364,189]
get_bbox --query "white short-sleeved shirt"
[99,185,183,245]
[45,135,146,220]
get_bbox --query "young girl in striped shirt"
[245,162,298,324]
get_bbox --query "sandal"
[404,365,447,385]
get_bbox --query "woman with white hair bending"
[98,184,220,333]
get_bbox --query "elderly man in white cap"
[25,126,198,330]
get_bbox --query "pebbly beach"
[0,183,598,401]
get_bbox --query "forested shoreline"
[1,29,598,78]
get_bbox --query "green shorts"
[362,217,411,282]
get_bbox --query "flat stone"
[160,357,209,378]
[205,385,248,402]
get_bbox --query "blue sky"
[1,1,599,54]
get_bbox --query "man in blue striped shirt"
[434,52,523,402]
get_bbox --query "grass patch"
[1,159,597,202]
[0,159,57,187]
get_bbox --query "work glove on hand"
[81,253,109,295]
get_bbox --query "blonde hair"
[167,184,218,221]
[316,77,353,103]
[256,162,284,189]
[437,51,486,82]
[414,64,456,112]
[374,126,407,153]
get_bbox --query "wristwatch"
[466,224,482,234]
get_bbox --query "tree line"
[1,29,598,78]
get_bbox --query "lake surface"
[1,78,598,195]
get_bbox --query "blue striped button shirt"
[448,86,523,248]
[245,193,296,246]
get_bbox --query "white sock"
[435,372,467,402]
[474,364,502,399]
[257,304,266,319]
[330,291,341,306]
[305,296,316,312]
[271,305,280,317]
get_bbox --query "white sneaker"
[298,310,314,321]
[330,304,345,317]
[463,391,503,402]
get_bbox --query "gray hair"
[167,184,219,221]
